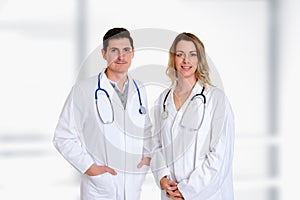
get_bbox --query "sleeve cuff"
[177,179,189,200]
[77,156,95,174]
[154,168,171,189]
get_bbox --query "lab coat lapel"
[100,69,124,109]
[191,82,203,98]
[170,82,203,145]
[126,75,134,108]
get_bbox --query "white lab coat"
[53,69,152,200]
[151,82,235,200]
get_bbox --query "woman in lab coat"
[151,32,235,200]
[53,28,152,200]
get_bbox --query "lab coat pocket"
[85,172,116,199]
[180,99,205,130]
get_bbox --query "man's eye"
[124,48,131,53]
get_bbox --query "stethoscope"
[162,86,206,119]
[163,85,207,173]
[95,72,146,124]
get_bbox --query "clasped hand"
[160,177,184,200]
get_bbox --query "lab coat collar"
[100,68,138,109]
[99,68,115,97]
[99,68,128,108]
[109,79,129,93]
[171,81,204,97]
[168,81,204,112]
[191,81,204,96]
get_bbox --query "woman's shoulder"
[206,85,234,113]
[206,85,226,98]
[154,88,172,105]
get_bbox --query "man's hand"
[85,164,117,176]
[137,157,151,168]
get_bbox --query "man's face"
[102,38,134,74]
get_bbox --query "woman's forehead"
[176,40,196,51]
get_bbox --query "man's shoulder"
[75,75,98,88]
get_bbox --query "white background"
[0,0,299,199]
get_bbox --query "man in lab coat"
[53,27,152,200]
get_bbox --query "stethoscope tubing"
[162,85,207,172]
[162,85,206,119]
[95,72,146,117]
[95,72,110,99]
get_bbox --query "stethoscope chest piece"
[162,111,168,119]
[139,106,147,115]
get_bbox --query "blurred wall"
[0,0,299,199]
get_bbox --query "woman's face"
[174,40,198,81]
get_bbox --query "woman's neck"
[173,77,197,111]
[175,77,197,94]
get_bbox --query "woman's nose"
[183,56,189,63]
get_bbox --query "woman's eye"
[176,53,184,57]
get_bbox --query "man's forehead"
[107,38,131,48]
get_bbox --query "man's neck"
[105,69,128,92]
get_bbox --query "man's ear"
[101,48,107,60]
[131,50,134,59]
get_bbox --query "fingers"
[166,190,181,198]
[172,197,184,200]
[85,164,117,176]
[166,192,171,198]
[167,192,183,200]
[160,177,178,191]
[161,178,172,190]
[143,157,151,166]
[161,177,184,200]
[137,157,151,168]
[166,186,177,191]
[137,161,144,168]
[103,166,117,175]
[167,179,178,186]
[165,187,183,200]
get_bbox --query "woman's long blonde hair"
[166,32,212,88]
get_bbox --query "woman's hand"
[167,189,184,200]
[160,177,184,199]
